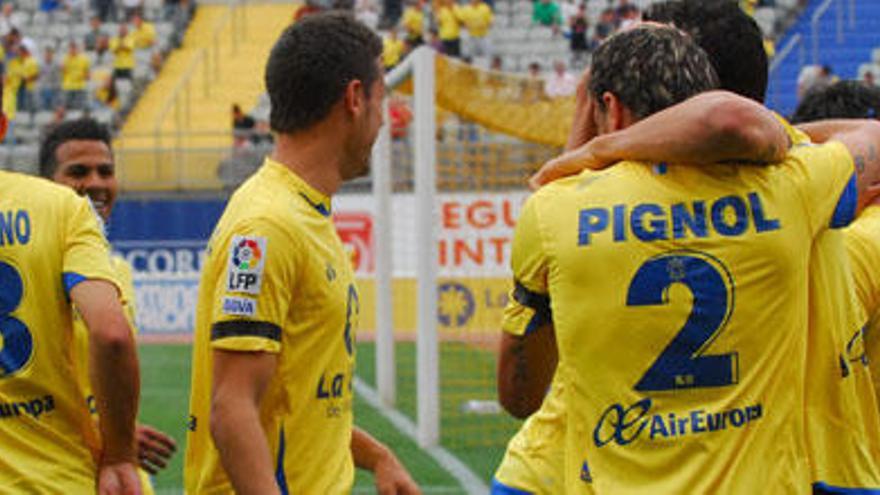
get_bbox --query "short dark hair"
[589,25,719,120]
[644,0,768,103]
[791,81,880,124]
[39,118,113,178]
[265,12,383,134]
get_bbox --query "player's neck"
[271,132,343,197]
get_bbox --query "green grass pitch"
[138,342,519,493]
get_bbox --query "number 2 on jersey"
[0,261,32,376]
[627,251,737,392]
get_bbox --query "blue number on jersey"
[627,251,737,391]
[0,261,32,376]
[343,284,359,356]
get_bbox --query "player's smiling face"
[51,139,117,221]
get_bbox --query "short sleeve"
[845,206,880,319]
[62,195,119,295]
[501,196,552,337]
[788,141,857,235]
[209,218,298,354]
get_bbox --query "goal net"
[342,46,574,479]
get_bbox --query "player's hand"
[136,423,177,474]
[373,451,421,495]
[98,461,142,495]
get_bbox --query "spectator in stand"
[522,61,544,102]
[865,71,877,88]
[39,46,61,111]
[62,40,90,110]
[84,16,103,51]
[171,0,195,47]
[95,34,111,64]
[94,74,119,111]
[131,13,156,50]
[532,0,562,33]
[16,42,39,115]
[569,3,587,65]
[110,24,136,87]
[231,103,256,147]
[401,0,424,46]
[459,0,492,61]
[544,59,576,98]
[594,7,615,42]
[437,0,462,58]
[382,29,406,70]
[614,0,631,23]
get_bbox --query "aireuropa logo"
[593,398,763,448]
[232,238,263,270]
[227,236,267,295]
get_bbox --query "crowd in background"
[0,0,194,144]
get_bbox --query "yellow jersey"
[20,56,38,91]
[4,57,22,93]
[184,158,359,494]
[133,22,156,49]
[507,142,857,494]
[459,2,493,38]
[110,34,136,70]
[402,6,424,38]
[0,172,119,492]
[437,5,461,41]
[383,37,406,68]
[61,53,90,91]
[845,206,880,406]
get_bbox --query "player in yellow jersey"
[516,3,880,494]
[184,13,419,494]
[0,90,141,492]
[38,117,179,494]
[791,78,880,426]
[502,26,880,492]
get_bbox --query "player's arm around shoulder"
[531,90,790,189]
[352,427,421,495]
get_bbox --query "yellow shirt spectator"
[21,56,39,91]
[383,36,406,68]
[110,34,136,70]
[5,57,23,93]
[459,1,492,38]
[62,53,90,91]
[437,4,461,41]
[133,21,156,50]
[2,83,16,120]
[402,5,424,39]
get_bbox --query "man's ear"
[343,79,366,117]
[602,91,627,133]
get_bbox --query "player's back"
[0,171,117,491]
[521,143,855,494]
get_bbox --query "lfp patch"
[226,235,267,295]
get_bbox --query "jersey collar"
[263,157,332,217]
